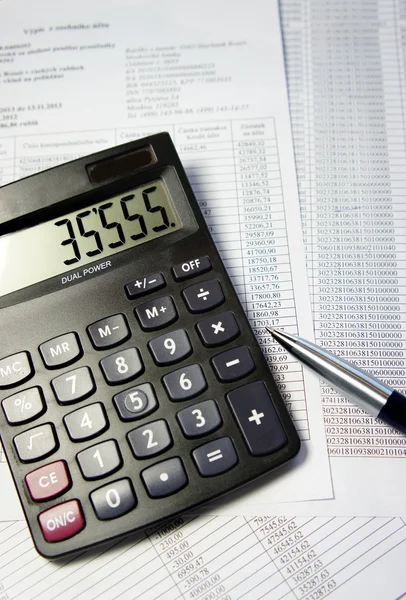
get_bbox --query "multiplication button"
[227,381,287,456]
[196,311,240,347]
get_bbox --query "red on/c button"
[25,460,71,501]
[38,499,85,543]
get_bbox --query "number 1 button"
[77,440,122,480]
[100,348,144,384]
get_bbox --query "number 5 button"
[127,420,173,459]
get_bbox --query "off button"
[172,256,212,281]
[38,499,85,543]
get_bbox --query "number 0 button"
[91,479,137,521]
[100,348,144,385]
[127,420,172,459]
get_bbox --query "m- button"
[40,333,82,369]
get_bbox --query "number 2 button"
[127,420,172,458]
[100,348,144,384]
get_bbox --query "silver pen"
[266,326,406,436]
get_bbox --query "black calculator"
[0,133,300,558]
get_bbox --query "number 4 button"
[64,403,108,442]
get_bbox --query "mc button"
[0,352,33,389]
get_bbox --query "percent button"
[2,387,46,425]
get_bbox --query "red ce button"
[25,460,71,501]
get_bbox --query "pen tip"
[265,326,277,334]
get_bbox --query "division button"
[64,403,108,442]
[211,346,255,382]
[125,272,166,299]
[0,352,33,389]
[14,423,58,463]
[127,419,173,459]
[135,295,178,331]
[39,333,82,369]
[91,478,137,521]
[38,499,85,543]
[141,457,188,498]
[163,364,207,401]
[2,386,45,425]
[77,440,122,480]
[100,348,144,385]
[227,381,287,456]
[192,437,238,477]
[113,382,158,421]
[196,311,240,347]
[148,329,192,365]
[51,366,95,405]
[25,460,71,502]
[177,400,222,438]
[182,279,225,313]
[87,314,130,350]
[172,256,212,281]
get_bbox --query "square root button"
[227,381,287,456]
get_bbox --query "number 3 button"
[127,420,173,459]
[177,400,222,438]
[100,348,144,384]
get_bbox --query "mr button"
[40,333,82,369]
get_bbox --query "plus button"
[248,409,265,426]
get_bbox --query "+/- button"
[38,499,85,543]
[125,272,165,299]
[25,460,71,501]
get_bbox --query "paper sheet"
[0,1,331,519]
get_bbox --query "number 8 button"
[100,348,144,384]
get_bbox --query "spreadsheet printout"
[0,0,332,515]
[279,0,406,516]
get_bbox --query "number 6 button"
[163,364,207,401]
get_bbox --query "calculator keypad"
[87,314,130,349]
[127,419,173,459]
[2,387,45,424]
[14,423,58,463]
[148,329,192,365]
[51,367,95,405]
[100,347,144,384]
[141,457,188,498]
[0,352,33,389]
[39,333,82,369]
[77,440,122,480]
[64,403,108,442]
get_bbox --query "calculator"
[0,133,300,558]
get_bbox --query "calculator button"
[91,479,137,521]
[38,500,85,543]
[2,387,45,425]
[113,383,158,421]
[51,366,95,405]
[148,329,192,365]
[25,460,71,501]
[64,403,108,442]
[141,457,188,498]
[0,352,33,389]
[227,381,287,456]
[14,423,58,463]
[172,256,212,281]
[125,272,166,299]
[211,346,255,382]
[77,440,122,480]
[100,348,144,385]
[135,295,178,331]
[87,314,130,349]
[163,364,207,401]
[192,437,238,477]
[177,400,222,438]
[127,419,173,459]
[182,279,225,313]
[39,333,82,369]
[196,311,240,347]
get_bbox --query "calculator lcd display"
[0,178,181,298]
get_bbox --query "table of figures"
[0,513,405,600]
[0,117,309,440]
